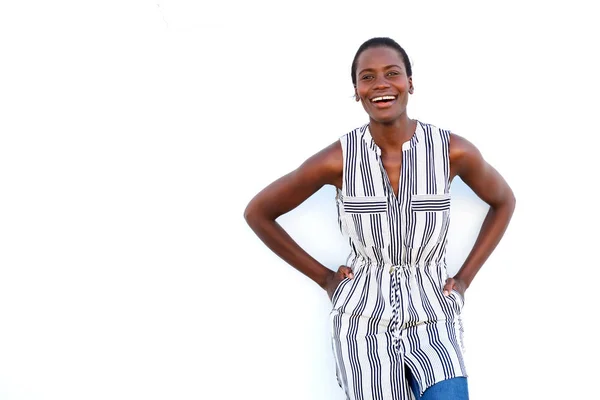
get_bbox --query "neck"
[368,114,416,150]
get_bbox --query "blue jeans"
[406,368,469,400]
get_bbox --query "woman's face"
[354,46,413,124]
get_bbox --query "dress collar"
[360,120,421,156]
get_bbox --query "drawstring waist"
[387,261,446,353]
[388,261,446,273]
[390,267,403,350]
[348,260,446,274]
[346,253,446,274]
[342,258,450,356]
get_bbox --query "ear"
[408,77,414,94]
[354,87,360,102]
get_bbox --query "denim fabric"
[407,369,469,400]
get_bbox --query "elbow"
[244,195,281,229]
[501,190,516,214]
[243,202,257,227]
[490,189,516,213]
[508,190,516,211]
[244,199,267,229]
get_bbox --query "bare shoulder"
[449,132,484,176]
[244,140,343,220]
[304,140,342,172]
[449,133,480,160]
[449,132,515,207]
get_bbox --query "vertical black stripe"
[360,138,376,197]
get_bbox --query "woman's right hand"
[324,266,354,301]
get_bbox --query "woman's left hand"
[443,277,467,298]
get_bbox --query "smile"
[370,95,397,108]
[370,95,397,103]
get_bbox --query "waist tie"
[388,262,446,355]
[388,264,408,355]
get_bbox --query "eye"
[387,71,400,77]
[361,74,374,80]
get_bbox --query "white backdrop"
[1,1,598,399]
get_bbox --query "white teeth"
[372,96,396,102]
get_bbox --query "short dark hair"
[351,37,412,87]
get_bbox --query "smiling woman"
[244,37,515,400]
[352,39,414,127]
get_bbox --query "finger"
[339,266,354,279]
[443,279,454,296]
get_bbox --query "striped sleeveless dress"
[329,120,467,400]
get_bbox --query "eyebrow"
[358,65,403,76]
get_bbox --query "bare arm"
[243,141,351,294]
[444,133,516,295]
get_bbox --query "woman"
[244,37,515,400]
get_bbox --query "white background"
[1,1,598,399]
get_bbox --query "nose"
[373,74,390,89]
